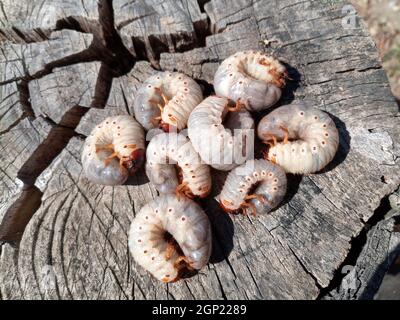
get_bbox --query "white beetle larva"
[257,103,340,174]
[81,115,145,185]
[218,159,287,215]
[133,72,203,132]
[188,95,255,171]
[128,194,212,283]
[214,50,287,112]
[145,132,212,198]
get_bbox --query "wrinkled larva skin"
[128,194,212,282]
[133,72,203,131]
[82,115,145,185]
[188,96,255,171]
[145,132,212,197]
[257,103,339,174]
[218,159,287,215]
[214,51,287,112]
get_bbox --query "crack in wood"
[0,0,136,245]
[317,192,396,299]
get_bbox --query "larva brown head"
[123,148,145,175]
[160,121,175,133]
[160,121,172,132]
[199,186,211,199]
[269,68,288,89]
[218,199,236,213]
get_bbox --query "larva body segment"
[214,51,287,112]
[82,115,145,186]
[218,159,287,215]
[188,96,255,171]
[145,132,211,197]
[257,103,339,174]
[134,72,203,131]
[128,194,212,282]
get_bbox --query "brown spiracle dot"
[323,124,327,128]
[302,149,305,153]
[184,81,187,85]
[274,178,278,183]
[124,145,127,148]
[168,208,172,213]
[181,217,186,221]
[190,170,194,173]
[155,209,159,213]
[139,226,142,230]
[229,73,233,77]
[273,187,277,191]
[106,122,109,124]
[184,88,188,92]
[117,133,120,136]
[117,126,120,129]
[313,146,317,151]
[192,176,196,179]
[178,76,182,80]
[314,116,318,120]
[268,172,273,177]
[144,250,147,254]
[148,85,152,88]
[325,133,329,137]
[113,121,116,124]
[152,257,155,260]
[300,112,304,116]
[138,239,142,243]
[239,81,243,84]
[322,141,326,145]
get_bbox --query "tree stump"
[0,0,399,300]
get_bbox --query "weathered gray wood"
[115,0,208,65]
[1,0,400,300]
[324,188,400,300]
[0,117,51,223]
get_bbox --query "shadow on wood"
[318,113,351,174]
[280,62,302,106]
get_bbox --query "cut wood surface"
[0,0,399,299]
